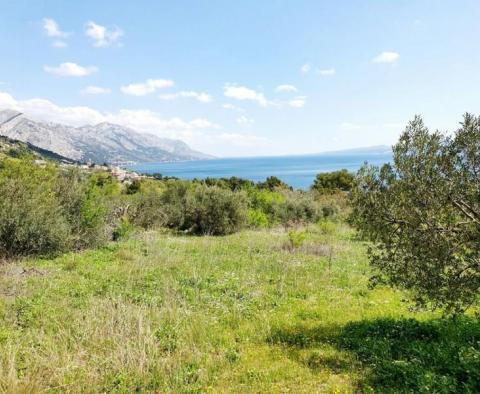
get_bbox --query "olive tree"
[350,114,480,313]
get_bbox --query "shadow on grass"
[268,317,480,392]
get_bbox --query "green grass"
[0,223,478,393]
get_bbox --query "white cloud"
[340,122,363,130]
[159,91,212,103]
[81,86,111,95]
[288,96,306,108]
[215,132,267,147]
[189,118,218,128]
[236,115,254,125]
[275,84,298,93]
[85,21,123,47]
[0,91,105,125]
[372,51,400,64]
[383,122,403,129]
[42,18,70,47]
[222,103,244,112]
[0,92,19,108]
[317,68,336,76]
[44,62,98,77]
[121,79,174,96]
[340,122,405,131]
[224,84,268,107]
[52,40,67,48]
[42,18,69,38]
[300,63,311,74]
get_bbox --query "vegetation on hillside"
[0,154,343,259]
[0,135,77,164]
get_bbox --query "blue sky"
[1,0,479,157]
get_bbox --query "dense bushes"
[157,177,326,231]
[0,156,347,259]
[246,187,323,227]
[273,191,322,226]
[246,208,269,228]
[153,182,246,235]
[129,189,167,229]
[257,176,292,191]
[248,188,285,217]
[200,176,254,191]
[0,160,71,257]
[0,159,115,258]
[183,185,247,235]
[57,170,116,249]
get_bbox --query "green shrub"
[272,192,322,226]
[0,159,121,258]
[247,208,269,228]
[89,172,121,196]
[248,189,285,215]
[247,188,322,227]
[312,169,353,194]
[112,216,134,241]
[6,146,32,159]
[0,159,71,257]
[257,176,291,191]
[129,189,167,229]
[287,230,306,249]
[318,221,336,235]
[160,181,194,230]
[315,191,350,219]
[202,176,254,191]
[183,185,247,235]
[159,182,247,235]
[125,179,141,194]
[321,205,339,218]
[56,169,112,249]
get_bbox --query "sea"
[129,151,392,190]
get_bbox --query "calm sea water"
[129,152,392,189]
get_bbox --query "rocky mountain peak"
[0,109,212,164]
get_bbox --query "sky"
[0,0,479,157]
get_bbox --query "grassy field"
[1,222,479,393]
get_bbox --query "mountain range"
[0,109,212,164]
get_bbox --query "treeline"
[0,156,352,259]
